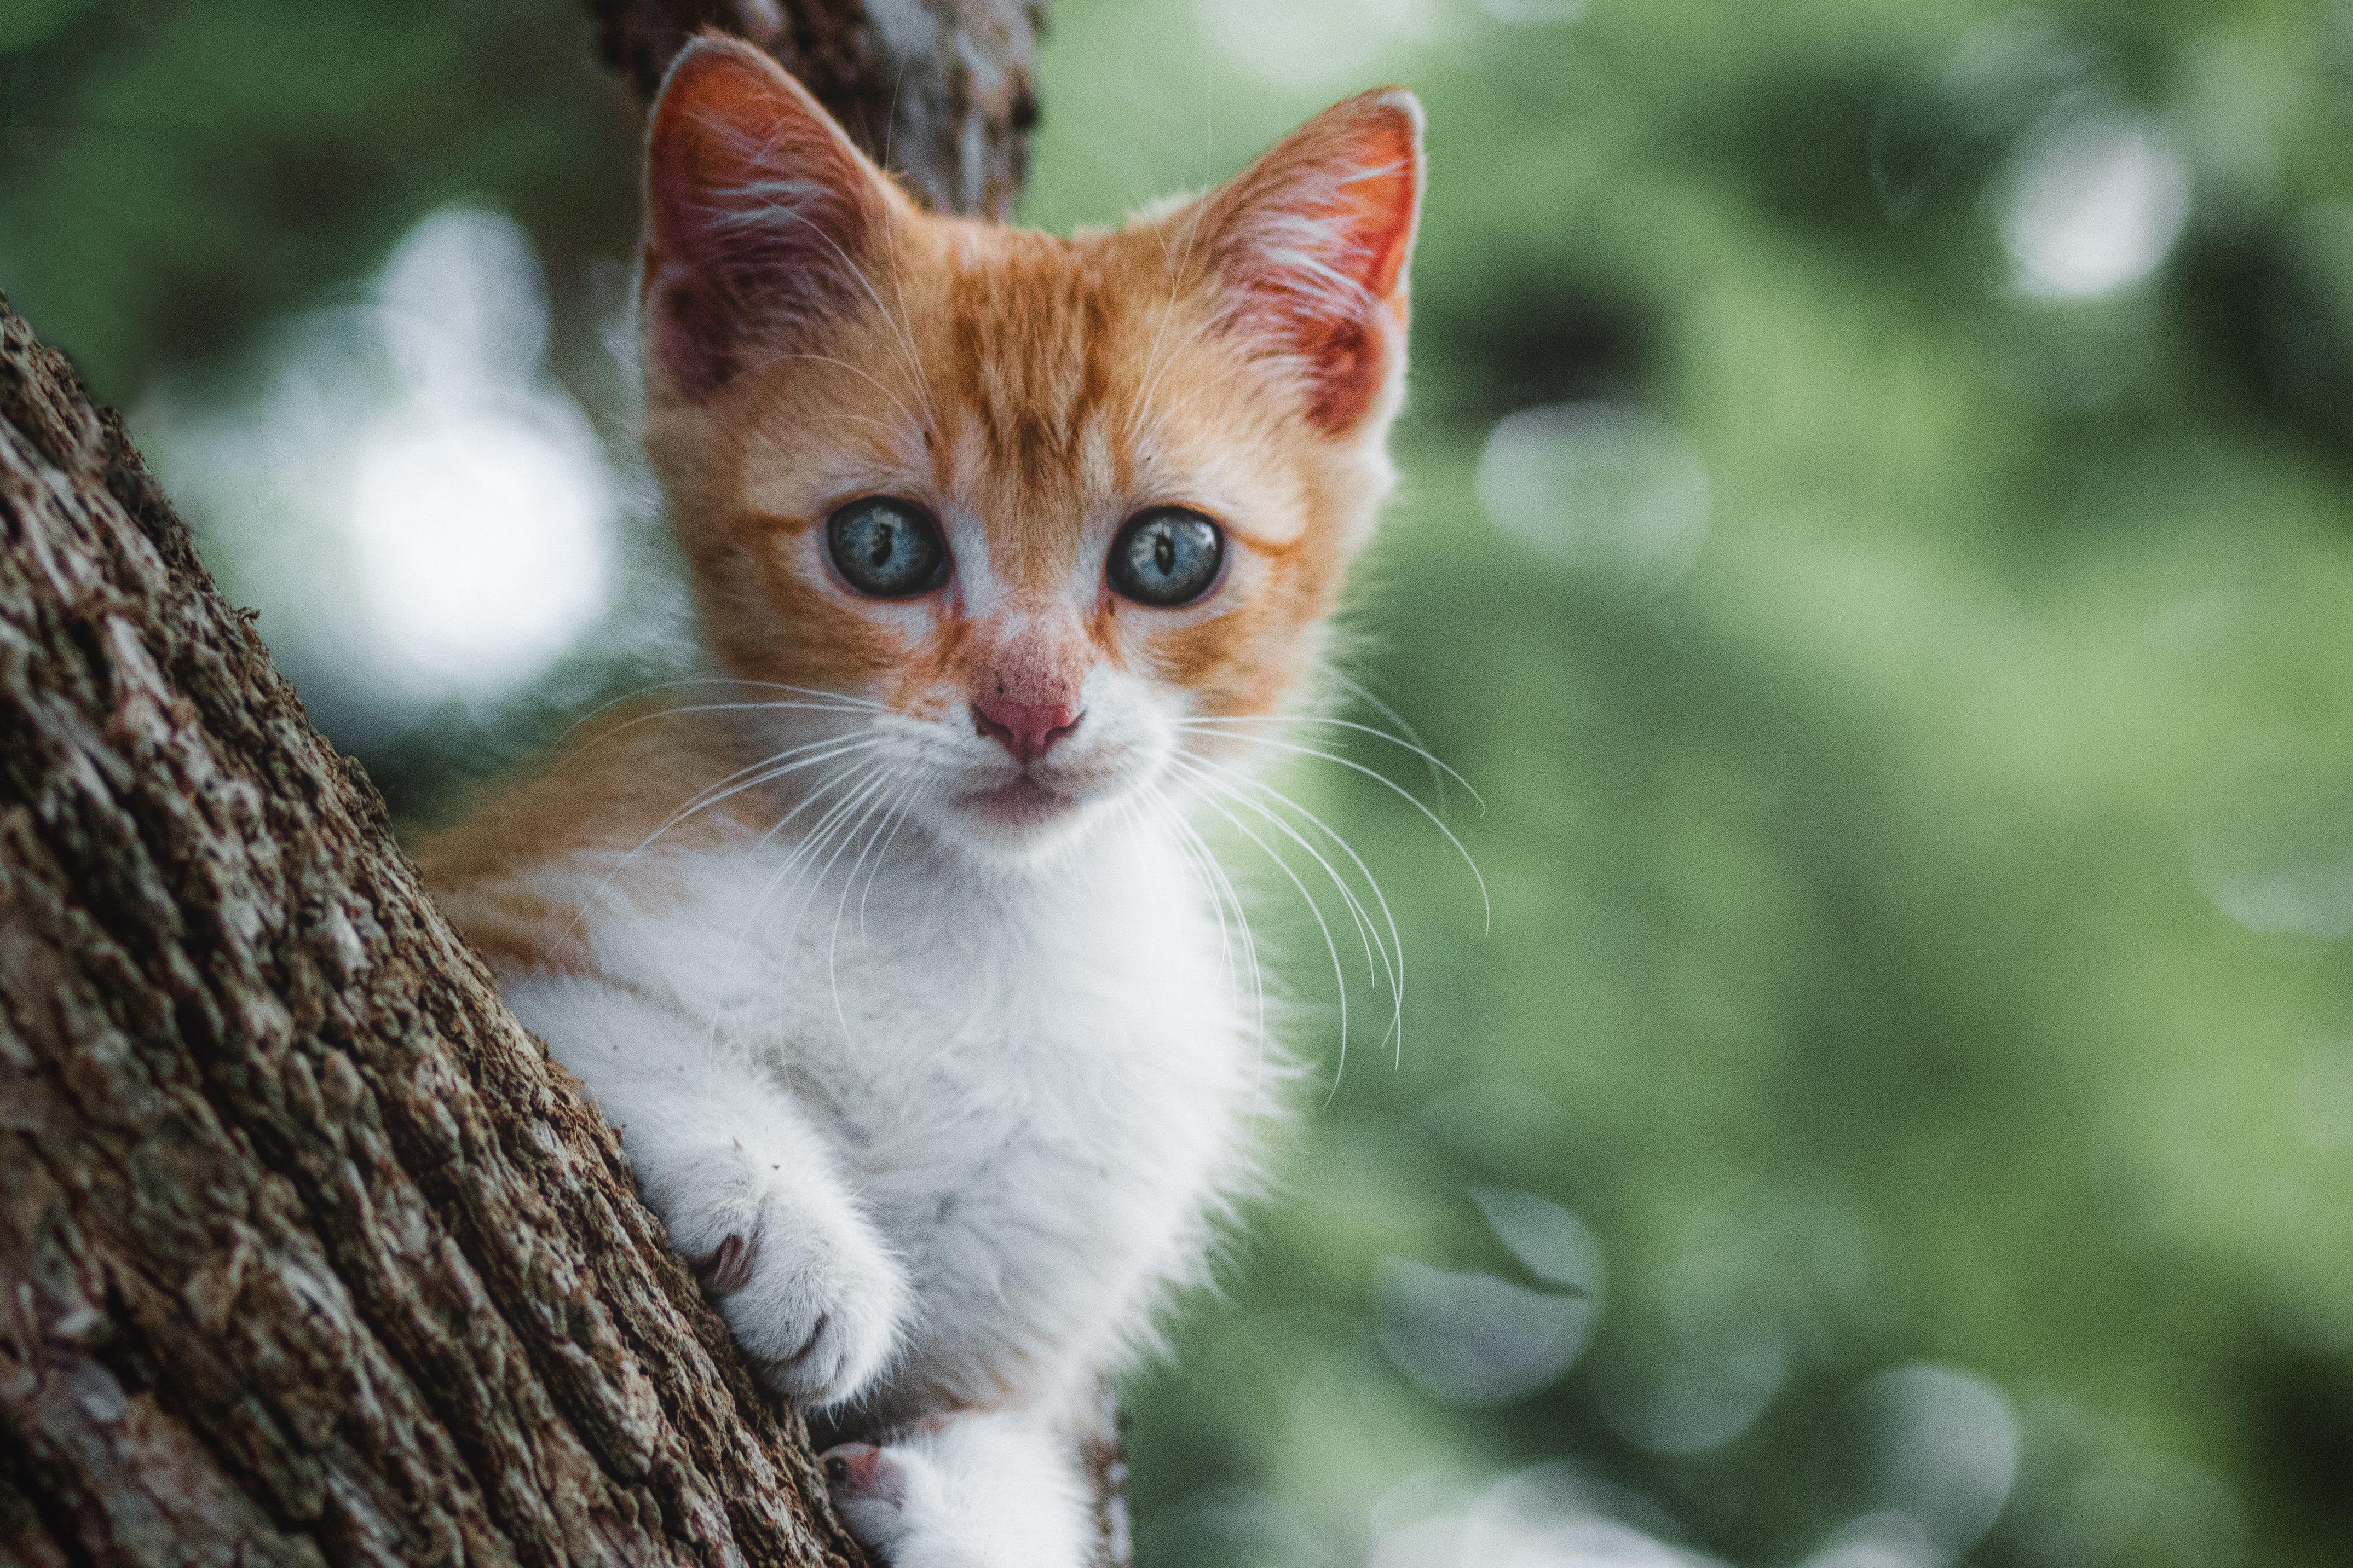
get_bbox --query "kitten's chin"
[961,776,1077,828]
[942,775,1109,863]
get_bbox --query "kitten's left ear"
[641,34,904,402]
[1189,89,1425,436]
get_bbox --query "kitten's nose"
[971,695,1082,762]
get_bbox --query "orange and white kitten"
[419,35,1421,1566]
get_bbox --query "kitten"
[418,34,1421,1566]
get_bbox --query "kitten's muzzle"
[970,696,1082,762]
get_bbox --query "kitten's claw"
[694,1231,759,1295]
[785,1312,833,1367]
[755,1293,887,1406]
[657,1148,906,1407]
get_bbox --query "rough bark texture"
[0,3,1136,1565]
[0,296,864,1566]
[587,0,1048,219]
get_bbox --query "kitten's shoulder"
[411,703,752,968]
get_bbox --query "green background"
[8,2,2353,1564]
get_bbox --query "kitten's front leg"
[510,976,906,1406]
[823,1411,1092,1568]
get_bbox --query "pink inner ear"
[643,41,884,401]
[1209,93,1423,433]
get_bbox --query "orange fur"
[416,704,778,971]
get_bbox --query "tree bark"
[0,294,862,1566]
[0,4,1127,1566]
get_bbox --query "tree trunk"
[0,4,1122,1566]
[0,286,863,1568]
[587,0,1048,219]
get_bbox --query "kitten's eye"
[1108,507,1224,607]
[826,497,949,598]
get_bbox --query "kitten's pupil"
[869,526,894,569]
[1154,534,1174,575]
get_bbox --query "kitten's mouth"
[959,774,1079,827]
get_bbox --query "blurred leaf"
[0,0,102,54]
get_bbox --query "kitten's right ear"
[642,35,900,402]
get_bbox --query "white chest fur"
[500,813,1266,1424]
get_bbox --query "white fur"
[836,1414,1093,1567]
[499,669,1274,1563]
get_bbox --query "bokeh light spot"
[347,412,608,695]
[1371,1465,1727,1568]
[1852,1363,2020,1554]
[1476,402,1709,585]
[2193,736,2353,940]
[1195,0,1433,93]
[144,206,616,739]
[1375,1258,1596,1407]
[2000,113,2190,299]
[1472,1186,1606,1298]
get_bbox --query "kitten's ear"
[1189,89,1424,436]
[641,34,900,401]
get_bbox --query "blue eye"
[827,497,949,598]
[1108,507,1224,606]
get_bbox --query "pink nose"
[971,695,1081,762]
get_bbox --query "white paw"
[824,1443,924,1558]
[826,1442,998,1568]
[659,1146,906,1407]
[820,1416,1087,1568]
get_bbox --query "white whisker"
[1170,752,1385,992]
[1174,713,1483,809]
[572,699,883,753]
[776,765,905,941]
[1172,771,1352,1089]
[1123,189,1217,448]
[858,782,920,941]
[710,160,937,425]
[1324,671,1452,807]
[533,734,885,979]
[550,675,881,748]
[827,771,914,1041]
[809,412,908,437]
[1124,293,1223,448]
[665,733,882,832]
[1174,753,1396,986]
[1173,751,1409,1066]
[1172,727,1490,931]
[1143,778,1270,1092]
[777,351,926,433]
[707,758,900,1043]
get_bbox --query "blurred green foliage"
[0,0,639,402]
[9,2,2353,1565]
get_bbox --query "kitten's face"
[639,40,1421,864]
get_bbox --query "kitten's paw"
[661,1150,906,1407]
[819,1417,1087,1568]
[822,1443,915,1552]
[825,1442,976,1567]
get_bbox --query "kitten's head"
[639,36,1421,864]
